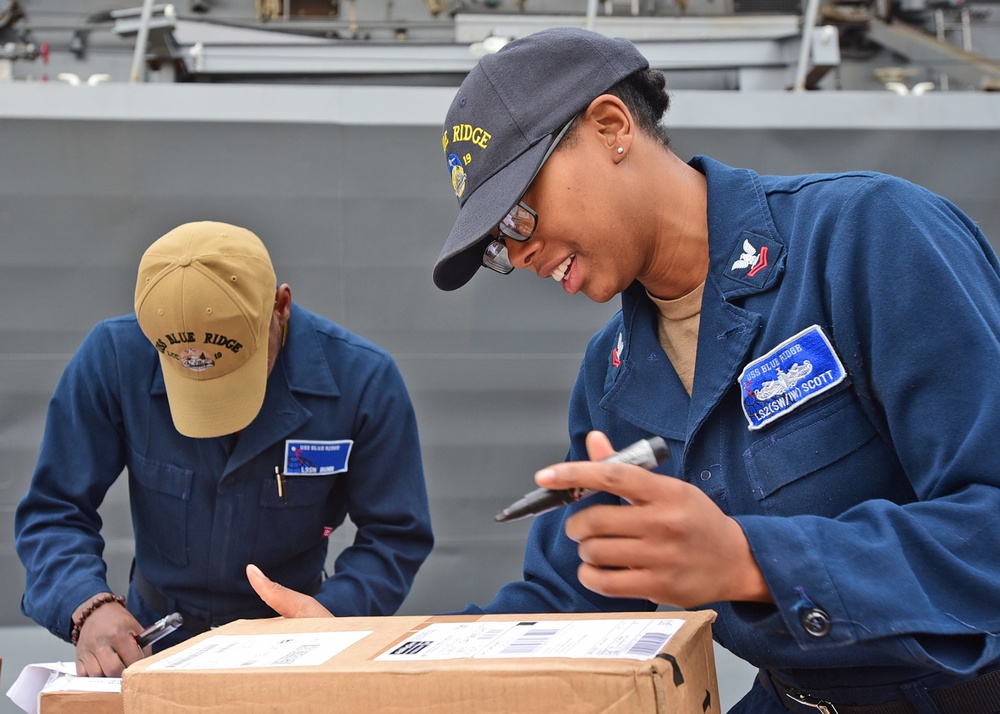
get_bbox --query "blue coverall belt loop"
[763,667,1000,714]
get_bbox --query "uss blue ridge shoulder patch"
[737,325,846,431]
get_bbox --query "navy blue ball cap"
[432,27,649,291]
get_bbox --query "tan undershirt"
[646,282,705,397]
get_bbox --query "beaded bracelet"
[70,593,127,645]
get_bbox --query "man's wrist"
[70,592,127,645]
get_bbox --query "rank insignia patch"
[612,332,624,368]
[731,239,768,277]
[724,231,783,292]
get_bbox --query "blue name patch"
[738,325,846,431]
[284,439,353,475]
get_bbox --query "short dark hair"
[563,68,672,149]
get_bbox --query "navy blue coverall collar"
[605,156,787,457]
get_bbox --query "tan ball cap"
[134,221,277,438]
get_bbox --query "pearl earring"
[617,147,624,154]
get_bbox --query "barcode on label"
[390,640,432,656]
[500,628,560,656]
[626,631,668,658]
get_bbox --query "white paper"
[42,676,122,693]
[147,630,372,671]
[376,618,684,661]
[6,662,121,714]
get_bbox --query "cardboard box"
[123,611,719,713]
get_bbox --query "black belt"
[764,667,1000,714]
[131,566,318,636]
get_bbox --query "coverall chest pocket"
[256,473,339,563]
[129,453,193,567]
[743,392,887,516]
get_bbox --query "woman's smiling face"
[503,105,649,304]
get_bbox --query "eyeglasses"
[482,119,575,275]
[482,201,538,274]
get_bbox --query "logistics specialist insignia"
[737,325,846,430]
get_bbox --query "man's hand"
[535,431,774,608]
[74,596,144,677]
[246,564,334,618]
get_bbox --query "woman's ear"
[584,94,634,161]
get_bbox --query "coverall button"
[801,608,832,637]
[700,469,712,481]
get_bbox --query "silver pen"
[135,612,183,648]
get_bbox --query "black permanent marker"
[494,437,670,523]
[135,612,184,649]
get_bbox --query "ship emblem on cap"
[447,154,466,198]
[180,348,215,372]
